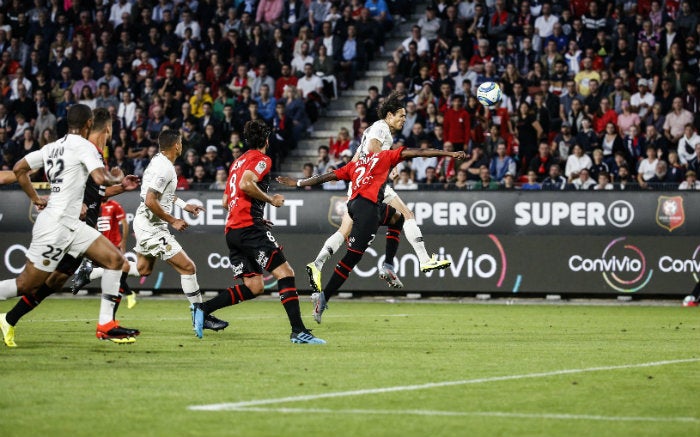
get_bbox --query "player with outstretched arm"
[277,144,466,323]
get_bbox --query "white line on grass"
[188,358,700,412]
[226,407,700,423]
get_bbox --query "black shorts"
[226,225,287,279]
[346,197,397,253]
[55,254,83,276]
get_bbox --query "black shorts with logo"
[225,224,287,279]
[346,197,397,254]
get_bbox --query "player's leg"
[388,194,451,272]
[313,198,379,324]
[306,211,353,292]
[378,206,405,288]
[271,260,325,344]
[166,248,230,333]
[79,258,139,291]
[2,255,79,347]
[82,231,138,342]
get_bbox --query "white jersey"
[135,153,177,230]
[358,120,393,159]
[25,134,103,230]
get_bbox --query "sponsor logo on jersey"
[255,160,267,174]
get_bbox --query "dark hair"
[158,129,181,150]
[91,107,111,132]
[377,90,405,119]
[244,119,271,150]
[67,104,93,129]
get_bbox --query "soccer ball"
[477,81,502,108]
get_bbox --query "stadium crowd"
[0,0,699,192]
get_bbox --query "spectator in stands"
[666,150,686,184]
[292,42,315,76]
[460,145,489,181]
[435,142,457,183]
[514,101,543,171]
[299,162,322,191]
[282,85,310,145]
[296,63,324,100]
[473,165,500,190]
[338,24,364,90]
[679,170,700,190]
[664,97,695,146]
[33,102,55,140]
[631,79,655,119]
[676,124,699,167]
[397,25,429,59]
[593,171,614,190]
[255,84,276,123]
[208,167,228,190]
[572,167,595,190]
[394,167,418,190]
[529,141,555,182]
[442,94,471,152]
[542,163,568,190]
[490,142,516,182]
[329,127,351,159]
[637,145,660,189]
[564,143,592,182]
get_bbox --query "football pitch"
[0,297,698,437]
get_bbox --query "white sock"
[403,218,430,264]
[127,261,140,277]
[181,274,202,304]
[99,269,122,325]
[0,278,18,300]
[89,267,103,281]
[314,231,345,269]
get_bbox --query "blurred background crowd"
[0,0,699,191]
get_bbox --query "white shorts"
[27,213,102,272]
[133,215,182,260]
[382,185,398,204]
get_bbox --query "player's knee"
[181,261,196,275]
[121,259,131,272]
[104,251,125,270]
[272,262,294,279]
[15,276,38,295]
[249,283,265,295]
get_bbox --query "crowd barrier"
[0,191,697,296]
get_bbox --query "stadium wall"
[0,191,697,296]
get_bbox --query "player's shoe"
[96,320,139,344]
[311,292,327,324]
[306,262,322,293]
[682,295,698,307]
[379,264,404,288]
[420,254,451,273]
[71,259,93,294]
[126,291,137,309]
[191,303,205,338]
[0,313,17,348]
[290,329,326,344]
[204,314,229,331]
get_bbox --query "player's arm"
[222,193,229,210]
[399,148,467,160]
[13,153,46,209]
[119,216,128,253]
[89,166,124,187]
[240,169,284,207]
[144,188,189,231]
[173,195,205,216]
[0,170,16,185]
[104,175,140,197]
[276,171,339,188]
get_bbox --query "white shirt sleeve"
[24,150,44,169]
[80,142,105,174]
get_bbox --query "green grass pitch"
[0,297,698,437]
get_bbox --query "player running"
[305,91,452,294]
[191,120,325,344]
[277,144,466,323]
[132,129,228,333]
[0,105,137,345]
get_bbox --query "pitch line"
[24,313,414,323]
[188,358,700,411]
[223,407,700,423]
